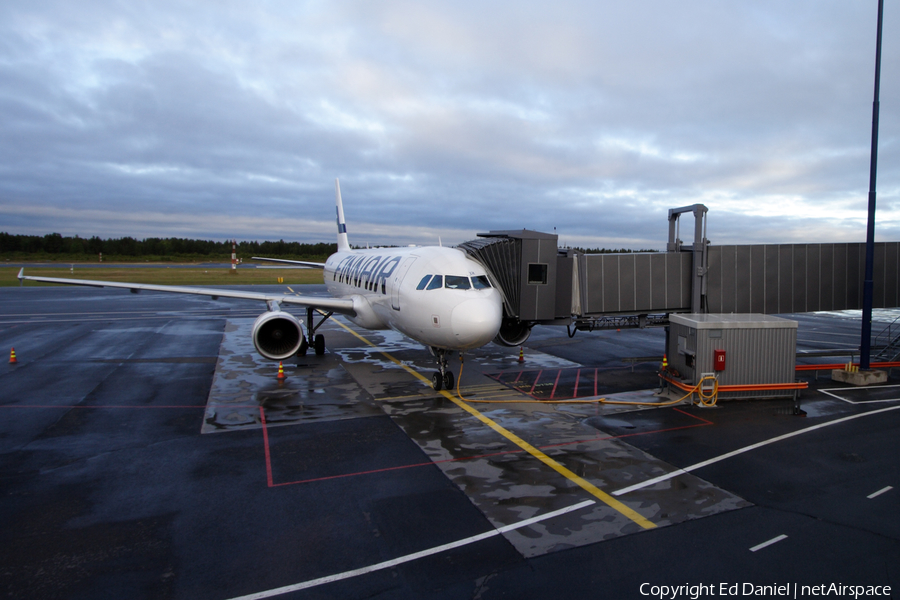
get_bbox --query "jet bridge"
[458,205,900,347]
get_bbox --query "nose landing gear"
[430,347,455,391]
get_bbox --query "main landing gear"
[430,347,455,391]
[297,307,332,356]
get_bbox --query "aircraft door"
[391,257,417,310]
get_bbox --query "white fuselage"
[324,245,503,351]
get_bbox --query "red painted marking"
[528,370,543,396]
[259,406,274,488]
[261,405,717,488]
[573,369,581,398]
[513,370,524,384]
[672,406,714,425]
[550,370,562,399]
[594,368,598,397]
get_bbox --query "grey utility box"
[666,314,798,399]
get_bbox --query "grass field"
[2,266,325,287]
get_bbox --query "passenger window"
[472,275,491,289]
[426,275,443,290]
[445,276,471,290]
[416,275,432,290]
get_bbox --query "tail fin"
[335,178,350,252]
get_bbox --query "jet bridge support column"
[668,204,709,314]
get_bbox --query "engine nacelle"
[493,317,532,347]
[252,310,305,360]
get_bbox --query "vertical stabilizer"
[335,178,350,252]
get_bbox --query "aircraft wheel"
[432,372,443,391]
[443,371,455,390]
[314,334,326,355]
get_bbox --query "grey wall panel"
[874,243,886,309]
[792,245,807,313]
[833,244,848,310]
[884,242,900,307]
[735,245,752,313]
[721,245,737,313]
[706,246,722,312]
[847,244,860,309]
[670,253,690,311]
[582,255,597,313]
[820,244,834,310]
[619,254,636,312]
[779,246,793,312]
[765,245,780,313]
[602,255,619,313]
[750,245,765,313]
[635,254,652,311]
[681,253,693,308]
[651,254,668,308]
[806,244,820,312]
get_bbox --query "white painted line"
[868,485,893,499]
[613,404,900,497]
[819,385,900,405]
[750,534,787,552]
[225,499,596,600]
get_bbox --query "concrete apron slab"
[202,319,381,433]
[206,317,750,558]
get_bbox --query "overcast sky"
[1,1,897,249]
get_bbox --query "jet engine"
[493,317,532,347]
[252,310,305,360]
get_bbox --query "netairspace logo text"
[639,583,892,599]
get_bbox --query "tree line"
[0,232,337,261]
[569,246,659,254]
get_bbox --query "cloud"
[0,0,897,251]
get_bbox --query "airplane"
[18,180,504,391]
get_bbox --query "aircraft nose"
[450,293,503,349]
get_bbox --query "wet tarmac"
[1,285,899,599]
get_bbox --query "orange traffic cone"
[277,361,286,381]
[9,348,17,364]
[517,346,524,363]
[661,354,668,370]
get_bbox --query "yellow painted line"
[331,319,657,530]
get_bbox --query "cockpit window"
[445,276,471,290]
[416,275,432,290]
[426,275,443,290]
[472,275,491,289]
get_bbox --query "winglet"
[17,268,24,287]
[335,178,350,253]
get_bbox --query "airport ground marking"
[224,499,596,600]
[262,418,713,487]
[819,384,900,405]
[330,319,657,530]
[867,485,893,499]
[750,534,788,552]
[614,403,900,496]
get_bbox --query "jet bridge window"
[426,275,443,290]
[445,276,471,290]
[472,275,491,289]
[527,263,548,285]
[416,275,433,290]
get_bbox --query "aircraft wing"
[252,256,326,268]
[16,269,356,315]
